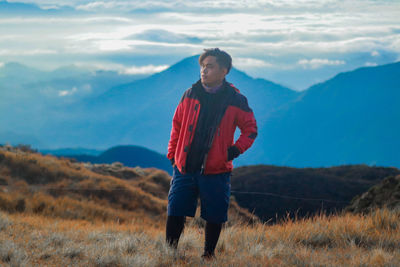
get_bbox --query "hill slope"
[346,174,400,213]
[231,164,400,222]
[0,145,254,226]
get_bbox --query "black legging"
[203,221,222,257]
[166,216,222,256]
[166,215,185,249]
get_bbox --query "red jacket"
[167,80,257,174]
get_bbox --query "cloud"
[76,1,116,11]
[7,0,400,15]
[18,0,374,13]
[2,0,400,90]
[58,86,78,97]
[234,57,273,68]
[365,62,378,67]
[0,62,4,68]
[120,64,169,75]
[75,1,179,12]
[298,58,346,69]
[72,61,170,75]
[0,49,58,56]
[127,29,202,44]
[371,50,380,57]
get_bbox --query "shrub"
[16,144,37,153]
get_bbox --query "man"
[166,48,257,259]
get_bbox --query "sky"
[1,0,400,90]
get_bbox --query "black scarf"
[185,80,233,173]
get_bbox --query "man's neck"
[202,81,224,94]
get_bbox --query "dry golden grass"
[0,146,256,227]
[0,148,167,227]
[1,208,399,266]
[1,146,399,266]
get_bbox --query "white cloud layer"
[371,51,380,57]
[59,86,78,97]
[364,62,378,67]
[120,65,169,75]
[0,49,58,56]
[10,0,399,13]
[71,62,170,75]
[298,59,346,69]
[235,58,273,68]
[2,0,400,89]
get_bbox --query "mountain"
[0,62,44,83]
[0,62,145,148]
[1,56,399,169]
[231,164,400,222]
[257,61,400,167]
[40,147,103,157]
[346,174,400,213]
[63,145,173,174]
[42,55,298,154]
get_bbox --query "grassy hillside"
[1,209,399,266]
[0,144,255,227]
[231,164,400,222]
[0,145,399,266]
[346,174,400,213]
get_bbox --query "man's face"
[200,56,227,87]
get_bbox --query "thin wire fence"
[0,185,350,203]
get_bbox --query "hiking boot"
[201,252,216,261]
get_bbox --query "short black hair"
[199,48,232,74]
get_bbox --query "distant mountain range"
[64,56,298,154]
[1,56,399,168]
[59,145,172,174]
[258,61,400,167]
[0,62,144,148]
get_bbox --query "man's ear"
[222,67,228,76]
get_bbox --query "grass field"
[1,208,399,266]
[1,146,399,266]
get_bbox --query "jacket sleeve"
[167,100,183,160]
[234,98,257,154]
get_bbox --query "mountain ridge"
[255,60,400,167]
[1,57,399,168]
[64,145,172,174]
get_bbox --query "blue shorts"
[167,166,231,223]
